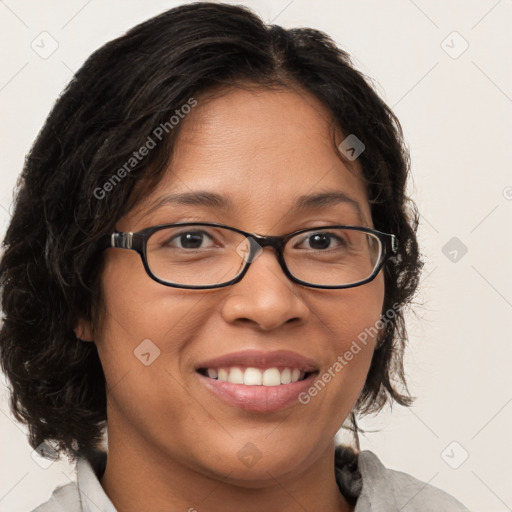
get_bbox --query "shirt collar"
[76,457,117,512]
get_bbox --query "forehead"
[125,85,371,229]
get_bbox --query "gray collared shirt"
[31,450,471,511]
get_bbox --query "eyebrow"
[140,190,365,223]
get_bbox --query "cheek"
[93,254,208,384]
[318,271,385,349]
[92,258,211,444]
[309,274,385,403]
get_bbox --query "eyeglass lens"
[145,225,382,287]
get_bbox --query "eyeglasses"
[100,222,398,289]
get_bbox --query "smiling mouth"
[197,367,317,386]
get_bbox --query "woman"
[0,3,471,511]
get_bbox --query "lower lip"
[197,372,318,412]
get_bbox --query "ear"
[74,318,95,342]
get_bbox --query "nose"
[219,246,310,330]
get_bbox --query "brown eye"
[167,230,215,249]
[294,231,347,251]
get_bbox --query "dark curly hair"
[0,2,422,463]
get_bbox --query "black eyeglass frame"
[99,222,398,290]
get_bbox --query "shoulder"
[30,451,110,512]
[30,481,81,512]
[355,450,471,512]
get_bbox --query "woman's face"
[83,85,385,484]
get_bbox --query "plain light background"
[0,1,511,511]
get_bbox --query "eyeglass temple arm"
[100,232,135,251]
[389,234,398,256]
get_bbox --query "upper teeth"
[206,367,304,386]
